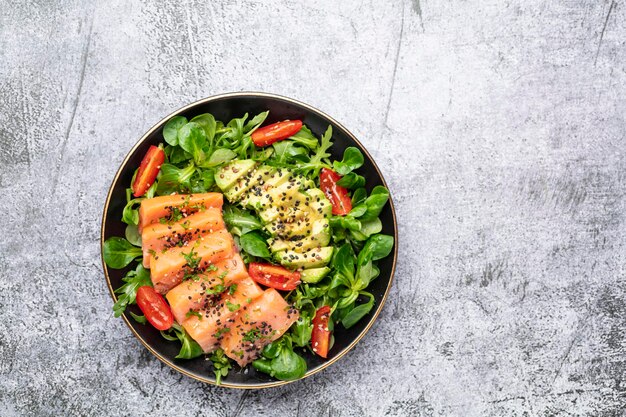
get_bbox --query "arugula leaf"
[178,122,207,164]
[333,147,364,175]
[160,330,178,341]
[239,232,271,259]
[223,205,263,235]
[295,125,333,176]
[288,125,319,149]
[163,116,187,146]
[112,264,151,317]
[243,111,269,135]
[271,141,308,165]
[129,311,147,324]
[218,113,247,146]
[103,237,142,269]
[171,323,203,359]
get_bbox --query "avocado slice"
[265,203,326,237]
[257,183,308,223]
[215,160,257,191]
[275,246,334,269]
[306,188,332,218]
[223,167,268,202]
[300,267,331,283]
[267,219,330,252]
[239,167,291,210]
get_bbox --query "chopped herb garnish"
[213,327,231,338]
[206,284,226,295]
[182,248,201,269]
[226,300,240,312]
[185,310,202,319]
[243,328,262,343]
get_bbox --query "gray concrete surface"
[1,0,625,415]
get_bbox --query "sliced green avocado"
[306,188,332,218]
[225,167,277,203]
[215,159,257,191]
[275,246,334,269]
[300,267,331,283]
[223,167,267,202]
[267,219,330,252]
[265,204,326,237]
[239,167,291,210]
[258,184,308,223]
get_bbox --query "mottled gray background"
[1,0,625,415]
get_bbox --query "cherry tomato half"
[311,305,332,358]
[135,286,174,331]
[132,145,165,197]
[319,168,352,216]
[251,120,303,147]
[248,263,301,291]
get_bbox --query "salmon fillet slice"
[221,288,299,367]
[181,277,264,353]
[138,193,223,232]
[165,253,248,324]
[141,207,225,268]
[149,229,234,294]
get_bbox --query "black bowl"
[101,92,398,388]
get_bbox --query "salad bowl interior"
[101,92,398,388]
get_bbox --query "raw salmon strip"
[181,277,264,353]
[221,288,299,367]
[165,253,248,324]
[138,193,223,232]
[149,229,234,294]
[141,207,225,267]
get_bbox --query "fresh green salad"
[103,110,394,384]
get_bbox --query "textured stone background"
[1,0,625,415]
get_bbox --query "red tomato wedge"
[135,286,174,331]
[251,120,303,147]
[312,305,331,358]
[319,168,352,216]
[132,145,165,197]
[248,263,301,291]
